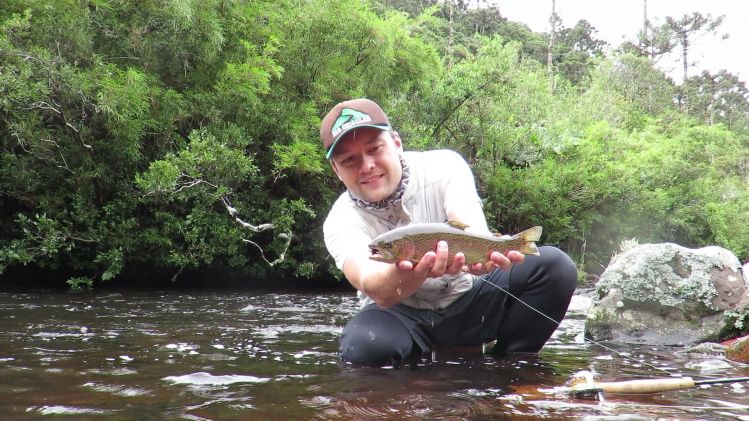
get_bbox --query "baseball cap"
[320,98,391,159]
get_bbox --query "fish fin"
[519,242,540,256]
[446,220,469,230]
[516,226,543,242]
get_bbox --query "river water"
[1,289,748,420]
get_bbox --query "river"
[1,289,748,420]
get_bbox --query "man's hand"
[395,241,466,278]
[463,250,525,276]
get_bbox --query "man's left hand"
[462,250,525,276]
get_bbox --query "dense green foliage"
[1,0,747,289]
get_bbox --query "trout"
[368,222,543,264]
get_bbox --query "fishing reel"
[566,369,606,399]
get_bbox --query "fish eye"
[382,241,392,248]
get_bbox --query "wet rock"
[725,335,749,363]
[585,243,748,346]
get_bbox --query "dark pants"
[339,246,577,366]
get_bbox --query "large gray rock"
[585,243,747,346]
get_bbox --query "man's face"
[330,128,403,203]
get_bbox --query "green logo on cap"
[331,108,372,138]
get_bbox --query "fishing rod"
[563,369,749,400]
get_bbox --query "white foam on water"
[164,342,199,352]
[163,371,270,386]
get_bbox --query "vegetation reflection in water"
[1,291,748,420]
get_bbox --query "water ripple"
[27,405,117,416]
[81,382,152,397]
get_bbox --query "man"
[321,98,577,366]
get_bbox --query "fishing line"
[476,275,674,376]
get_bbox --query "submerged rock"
[585,243,748,346]
[678,342,727,357]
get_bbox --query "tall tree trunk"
[547,0,556,92]
[681,38,689,83]
[447,0,454,69]
[681,36,689,113]
[643,0,652,58]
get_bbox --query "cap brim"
[325,124,391,159]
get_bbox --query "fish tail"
[516,226,542,256]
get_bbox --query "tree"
[686,70,749,132]
[618,1,675,63]
[462,2,501,35]
[606,54,676,119]
[622,17,676,63]
[376,0,438,16]
[0,0,301,287]
[493,20,547,64]
[665,12,727,112]
[554,19,608,86]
